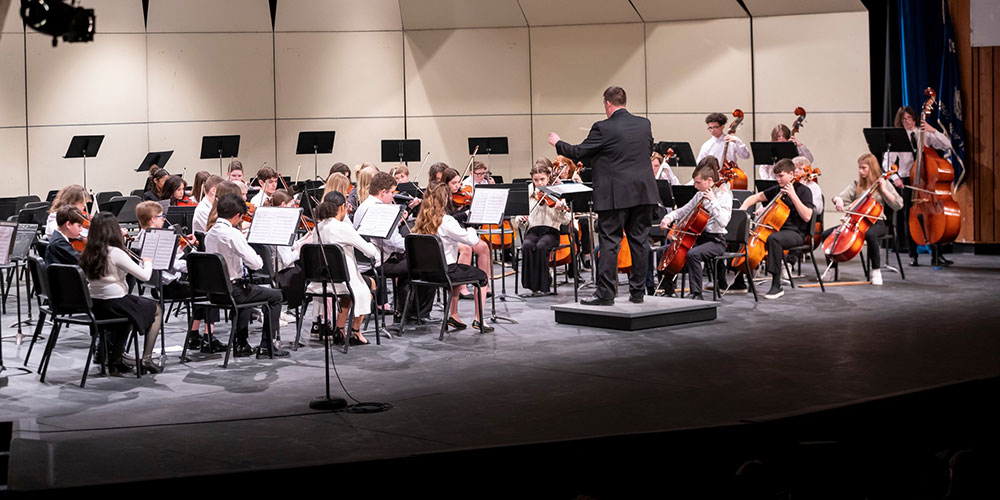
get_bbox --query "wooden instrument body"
[822,196,883,263]
[732,196,790,270]
[728,166,748,190]
[552,221,580,266]
[481,219,515,249]
[658,205,711,274]
[908,146,961,245]
[722,109,748,189]
[617,231,632,273]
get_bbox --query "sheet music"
[468,188,509,225]
[357,203,402,239]
[140,229,179,271]
[248,206,302,246]
[12,223,38,261]
[0,223,15,266]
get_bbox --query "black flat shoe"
[201,337,227,354]
[629,294,644,304]
[581,295,614,306]
[185,332,203,350]
[232,342,255,357]
[140,358,162,374]
[332,327,346,346]
[349,335,370,346]
[472,320,494,333]
[447,317,467,330]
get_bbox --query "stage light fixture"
[20,0,95,46]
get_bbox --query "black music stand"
[296,131,335,181]
[199,135,240,176]
[656,180,675,209]
[750,142,798,167]
[64,135,104,190]
[653,141,697,166]
[863,127,913,173]
[671,185,697,208]
[543,183,593,302]
[137,151,174,172]
[471,184,522,316]
[468,137,509,156]
[380,139,421,164]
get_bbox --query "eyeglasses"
[707,125,722,130]
[155,214,166,219]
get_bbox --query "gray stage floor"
[2,253,999,491]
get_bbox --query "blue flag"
[936,0,967,187]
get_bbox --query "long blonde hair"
[206,181,244,231]
[355,165,379,205]
[856,153,882,195]
[49,185,89,213]
[322,172,351,199]
[413,183,449,235]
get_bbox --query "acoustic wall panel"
[25,33,147,126]
[275,31,404,119]
[147,120,277,181]
[0,30,25,127]
[146,0,271,33]
[274,117,405,178]
[2,0,22,33]
[147,33,275,123]
[518,0,640,26]
[399,0,525,30]
[81,0,145,33]
[27,123,149,196]
[646,18,752,114]
[530,24,646,114]
[0,127,28,196]
[530,113,606,168]
[274,0,402,32]
[405,115,532,184]
[404,28,529,117]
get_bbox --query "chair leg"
[293,302,305,351]
[475,285,484,333]
[132,327,143,378]
[860,247,871,280]
[223,313,236,369]
[39,321,62,382]
[745,262,759,302]
[81,324,100,388]
[181,303,194,363]
[397,289,413,336]
[23,310,47,367]
[439,289,449,341]
[893,234,906,280]
[810,250,825,292]
[783,260,796,288]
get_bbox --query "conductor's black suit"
[556,108,658,302]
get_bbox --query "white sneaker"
[278,318,289,327]
[822,268,835,282]
[871,269,883,286]
[280,311,296,323]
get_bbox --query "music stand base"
[310,396,348,411]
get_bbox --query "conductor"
[549,86,658,305]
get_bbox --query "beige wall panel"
[406,115,531,185]
[404,28,529,117]
[146,0,271,33]
[0,127,28,196]
[0,31,24,127]
[650,112,756,185]
[83,0,145,33]
[399,0,524,30]
[531,24,646,114]
[25,33,146,126]
[275,118,404,177]
[519,0,639,26]
[531,113,605,169]
[631,0,747,22]
[148,120,276,180]
[2,0,23,33]
[275,0,401,32]
[275,32,404,119]
[147,33,274,122]
[27,123,149,196]
[743,0,865,17]
[646,18,752,114]
[753,11,869,113]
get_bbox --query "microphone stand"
[309,226,348,411]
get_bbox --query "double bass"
[790,107,807,136]
[731,167,816,270]
[822,165,897,263]
[722,109,748,189]
[908,88,961,247]
[657,167,737,273]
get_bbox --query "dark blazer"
[556,108,658,211]
[44,230,80,265]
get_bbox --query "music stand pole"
[83,149,88,189]
[484,220,516,324]
[218,149,224,177]
[314,145,319,181]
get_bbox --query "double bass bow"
[908,88,961,248]
[722,109,748,189]
[657,166,737,273]
[822,165,897,263]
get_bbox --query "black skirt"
[447,263,487,287]
[92,295,158,335]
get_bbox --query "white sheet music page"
[0,224,15,265]
[248,207,302,246]
[468,188,509,225]
[357,203,402,239]
[140,229,178,271]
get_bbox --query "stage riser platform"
[551,296,718,331]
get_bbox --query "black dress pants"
[596,205,652,300]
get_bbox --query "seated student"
[738,158,814,299]
[438,167,492,300]
[133,201,224,353]
[757,124,814,181]
[227,160,246,185]
[159,175,188,205]
[651,151,681,185]
[427,162,448,185]
[249,166,279,207]
[657,157,733,300]
[45,184,89,238]
[308,191,380,345]
[79,212,163,375]
[412,183,493,333]
[792,156,823,217]
[143,167,170,202]
[322,172,352,201]
[45,206,86,265]
[391,164,410,185]
[347,164,379,215]
[461,161,496,187]
[204,193,288,358]
[517,158,572,296]
[205,181,247,232]
[262,190,311,327]
[193,174,224,234]
[190,171,211,204]
[328,162,352,183]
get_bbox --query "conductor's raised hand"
[548,132,561,147]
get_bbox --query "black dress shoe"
[629,294,644,304]
[257,343,290,358]
[909,257,920,266]
[472,320,494,333]
[447,317,467,330]
[185,332,203,350]
[934,256,954,266]
[108,360,134,376]
[232,341,255,357]
[581,295,614,306]
[690,293,704,301]
[201,337,227,354]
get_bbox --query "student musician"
[45,184,89,238]
[308,191,380,345]
[412,184,493,333]
[323,172,352,201]
[651,152,680,185]
[392,164,410,185]
[738,158,814,299]
[204,193,288,358]
[190,171,211,204]
[193,175,224,234]
[159,175,189,206]
[462,161,496,187]
[428,162,449,185]
[440,167,492,300]
[517,158,572,296]
[347,165,378,215]
[79,212,163,375]
[227,160,246,185]
[205,181,247,232]
[134,201,224,353]
[44,206,86,265]
[889,105,953,267]
[757,124,815,180]
[658,157,733,300]
[697,112,750,166]
[264,190,311,328]
[328,162,352,182]
[821,153,903,286]
[143,167,170,202]
[793,156,823,218]
[249,166,279,207]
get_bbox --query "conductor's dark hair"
[216,193,248,220]
[706,113,727,127]
[603,86,627,107]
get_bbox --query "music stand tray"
[380,139,420,163]
[653,141,696,166]
[750,142,798,166]
[137,151,174,172]
[468,137,509,155]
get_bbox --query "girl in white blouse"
[517,159,572,296]
[413,184,493,333]
[78,212,162,375]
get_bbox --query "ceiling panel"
[631,0,747,22]
[399,0,525,30]
[518,0,640,26]
[274,0,401,31]
[742,0,865,17]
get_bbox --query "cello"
[731,167,815,270]
[722,109,748,189]
[657,167,737,273]
[822,165,897,263]
[908,88,961,247]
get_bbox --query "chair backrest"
[46,264,94,315]
[404,234,450,284]
[194,231,206,252]
[15,195,41,212]
[300,243,351,285]
[726,210,751,245]
[95,191,123,211]
[18,205,49,225]
[27,256,48,301]
[23,201,49,211]
[186,253,234,296]
[130,189,145,198]
[249,243,276,281]
[805,211,818,237]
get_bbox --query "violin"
[176,195,198,207]
[657,168,737,273]
[823,165,897,263]
[71,209,91,252]
[532,190,571,212]
[243,202,256,224]
[452,184,473,207]
[552,155,582,180]
[907,88,960,247]
[722,109,748,189]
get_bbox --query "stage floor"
[2,253,1000,492]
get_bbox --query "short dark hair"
[329,162,351,180]
[369,172,397,195]
[894,106,918,127]
[256,166,278,181]
[603,86,626,107]
[693,156,720,182]
[315,191,347,220]
[773,158,796,175]
[228,160,243,173]
[56,206,85,226]
[706,113,727,127]
[216,193,248,220]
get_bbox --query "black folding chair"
[782,213,825,292]
[711,210,759,302]
[399,234,485,341]
[23,256,51,368]
[298,243,357,352]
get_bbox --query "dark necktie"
[910,131,917,152]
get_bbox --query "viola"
[657,168,737,273]
[71,209,91,252]
[452,184,473,207]
[243,202,256,224]
[908,88,961,246]
[552,155,582,180]
[176,195,198,207]
[722,109,748,189]
[823,165,897,263]
[731,168,813,270]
